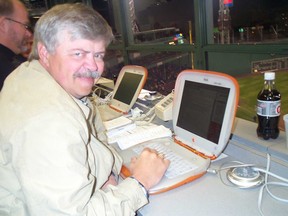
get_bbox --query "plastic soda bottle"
[256,72,281,140]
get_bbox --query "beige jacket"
[0,60,148,216]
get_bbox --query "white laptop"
[98,65,148,121]
[115,69,239,194]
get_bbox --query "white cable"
[258,184,265,216]
[135,113,156,126]
[90,88,113,106]
[257,153,270,216]
[256,153,288,215]
[218,162,257,172]
[213,154,288,215]
[254,167,288,183]
[131,107,156,122]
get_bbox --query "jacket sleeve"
[12,110,148,216]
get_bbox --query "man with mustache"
[0,3,169,216]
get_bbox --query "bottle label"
[257,100,281,117]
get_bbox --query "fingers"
[143,147,158,155]
[143,147,167,160]
[157,153,165,159]
[130,147,170,164]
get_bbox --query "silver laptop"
[115,69,239,194]
[98,65,148,121]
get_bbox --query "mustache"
[73,71,101,79]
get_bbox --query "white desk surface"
[136,118,288,216]
[139,157,288,216]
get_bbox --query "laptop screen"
[176,80,230,144]
[113,72,144,105]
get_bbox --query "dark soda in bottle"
[256,72,281,140]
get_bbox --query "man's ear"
[38,42,50,67]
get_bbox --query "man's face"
[6,0,32,54]
[39,32,106,99]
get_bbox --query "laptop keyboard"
[133,142,197,179]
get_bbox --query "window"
[208,0,288,44]
[132,0,195,45]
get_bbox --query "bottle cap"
[264,72,275,80]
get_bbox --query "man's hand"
[129,148,170,190]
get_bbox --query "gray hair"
[29,3,114,61]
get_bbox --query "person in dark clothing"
[0,0,32,90]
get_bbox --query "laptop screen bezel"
[172,70,239,157]
[110,65,147,113]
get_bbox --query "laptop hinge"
[108,105,128,114]
[173,136,217,160]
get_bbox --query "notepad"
[109,124,172,149]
